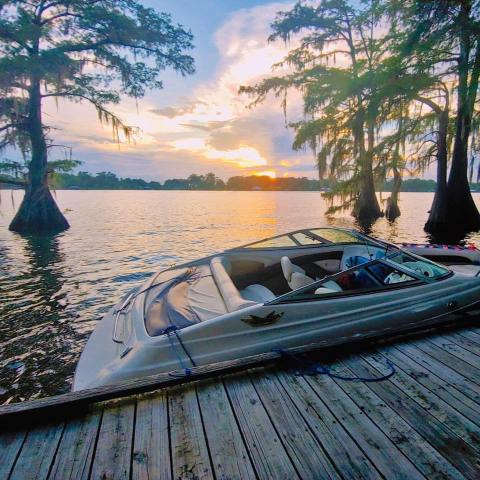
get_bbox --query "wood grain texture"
[132,391,171,480]
[9,421,64,480]
[250,369,340,479]
[304,366,424,480]
[196,379,256,480]
[224,373,300,480]
[0,429,27,479]
[344,355,480,480]
[332,359,466,480]
[49,410,101,480]
[276,370,382,480]
[361,351,480,450]
[90,399,135,480]
[168,384,213,480]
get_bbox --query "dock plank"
[394,342,480,404]
[427,337,480,369]
[457,330,480,345]
[196,379,256,480]
[275,370,382,480]
[1,324,480,480]
[383,346,480,426]
[9,422,64,480]
[446,333,480,356]
[0,430,27,479]
[344,355,480,479]
[224,373,300,480]
[413,340,480,386]
[361,351,480,450]
[168,384,213,480]
[331,359,466,480]
[304,365,424,480]
[250,368,340,479]
[132,391,171,480]
[49,410,101,480]
[90,399,135,480]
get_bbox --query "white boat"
[73,227,480,390]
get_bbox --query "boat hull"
[73,269,480,391]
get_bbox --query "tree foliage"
[241,0,480,234]
[0,0,195,232]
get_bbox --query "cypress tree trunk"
[434,3,480,235]
[425,109,449,232]
[385,167,402,221]
[353,120,382,222]
[9,78,69,234]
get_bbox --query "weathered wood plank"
[457,330,480,345]
[414,340,480,386]
[395,342,480,405]
[331,360,466,480]
[344,356,480,479]
[303,365,424,479]
[49,410,101,480]
[361,351,480,450]
[275,370,382,480]
[168,384,213,480]
[9,422,64,480]
[196,379,256,480]
[224,372,300,480]
[132,390,171,480]
[447,333,480,356]
[384,346,480,426]
[427,337,480,369]
[0,430,27,479]
[250,369,340,479]
[90,399,135,480]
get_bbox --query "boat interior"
[145,242,387,336]
[145,228,478,337]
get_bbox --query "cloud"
[149,99,208,118]
[4,1,318,181]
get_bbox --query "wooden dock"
[1,322,480,479]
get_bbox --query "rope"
[273,349,395,382]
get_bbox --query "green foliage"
[0,0,195,152]
[240,0,480,224]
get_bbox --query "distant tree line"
[36,170,479,192]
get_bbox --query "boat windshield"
[239,227,373,249]
[384,250,451,280]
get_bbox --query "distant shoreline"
[3,186,479,193]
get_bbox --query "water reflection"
[0,189,479,403]
[0,234,79,403]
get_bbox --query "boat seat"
[281,256,315,290]
[340,245,384,270]
[314,280,343,295]
[210,256,257,312]
[241,284,276,303]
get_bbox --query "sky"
[12,0,318,182]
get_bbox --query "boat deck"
[1,322,480,479]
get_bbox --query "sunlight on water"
[1,189,479,403]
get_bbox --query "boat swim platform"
[1,320,480,480]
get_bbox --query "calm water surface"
[1,190,479,403]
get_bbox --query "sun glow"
[253,170,276,178]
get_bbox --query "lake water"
[1,189,480,404]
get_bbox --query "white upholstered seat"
[281,256,315,290]
[241,284,276,303]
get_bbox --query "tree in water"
[0,0,194,234]
[402,0,480,236]
[240,1,405,224]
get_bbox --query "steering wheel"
[402,261,436,278]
